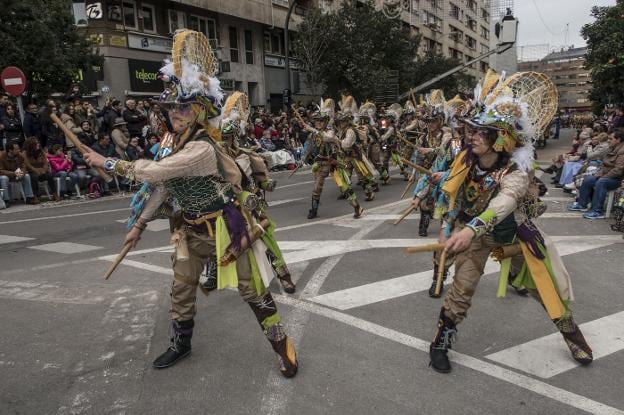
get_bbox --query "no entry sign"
[1,66,27,97]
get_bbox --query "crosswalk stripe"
[28,242,102,254]
[309,235,623,310]
[0,234,35,244]
[486,311,624,379]
[268,198,305,207]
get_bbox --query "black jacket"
[122,108,147,137]
[22,112,42,139]
[1,115,23,144]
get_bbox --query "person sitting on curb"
[568,130,624,219]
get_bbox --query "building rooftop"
[542,46,588,62]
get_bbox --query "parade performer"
[427,72,592,373]
[219,92,296,294]
[303,98,364,219]
[411,99,464,295]
[411,92,447,237]
[359,101,383,177]
[399,100,425,168]
[378,104,405,184]
[337,95,378,201]
[85,30,298,376]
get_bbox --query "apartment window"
[449,3,460,19]
[122,1,137,29]
[481,9,489,22]
[466,35,476,50]
[188,15,217,41]
[229,26,239,63]
[480,61,488,72]
[449,26,463,42]
[480,26,489,40]
[467,0,477,12]
[467,17,477,32]
[480,43,489,54]
[244,30,254,64]
[168,10,186,34]
[140,3,156,33]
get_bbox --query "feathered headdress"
[155,30,223,134]
[463,71,558,172]
[383,103,403,121]
[358,101,377,125]
[311,98,335,121]
[221,92,250,135]
[422,89,446,121]
[403,100,416,115]
[336,94,359,123]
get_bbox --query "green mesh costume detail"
[166,175,234,214]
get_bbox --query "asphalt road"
[1,130,623,415]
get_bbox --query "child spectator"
[46,144,78,198]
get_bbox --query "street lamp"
[284,0,299,109]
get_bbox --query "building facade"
[518,47,591,112]
[77,0,496,110]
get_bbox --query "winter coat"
[122,108,147,137]
[585,142,610,161]
[599,142,624,179]
[1,115,23,144]
[91,142,116,158]
[24,151,50,175]
[22,112,42,139]
[46,153,73,174]
[41,121,64,149]
[61,113,82,148]
[0,151,26,178]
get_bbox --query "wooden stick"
[51,114,113,182]
[401,158,433,176]
[400,179,415,199]
[393,205,415,225]
[434,250,448,296]
[404,243,445,254]
[104,242,134,280]
[490,243,522,262]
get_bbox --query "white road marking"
[267,197,305,207]
[116,218,170,232]
[0,234,35,244]
[0,207,128,224]
[29,242,102,254]
[487,311,624,379]
[309,235,623,310]
[0,279,105,305]
[277,180,315,189]
[275,294,624,415]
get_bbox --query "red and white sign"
[1,66,27,97]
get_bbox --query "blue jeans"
[577,175,621,213]
[53,171,79,194]
[0,174,34,201]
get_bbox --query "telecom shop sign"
[127,32,173,54]
[128,59,163,93]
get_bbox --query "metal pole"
[284,0,298,106]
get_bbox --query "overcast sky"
[514,0,616,48]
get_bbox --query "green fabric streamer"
[216,215,238,290]
[497,258,511,298]
[260,219,286,267]
[247,249,266,296]
[261,313,282,330]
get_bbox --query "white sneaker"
[564,182,576,190]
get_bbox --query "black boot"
[428,264,448,298]
[249,294,298,378]
[337,193,347,200]
[429,309,457,373]
[275,264,296,294]
[555,315,593,365]
[419,212,430,237]
[201,259,218,292]
[307,197,319,219]
[153,319,193,369]
[508,272,528,296]
[353,202,363,218]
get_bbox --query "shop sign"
[220,79,235,90]
[110,35,127,47]
[127,33,173,54]
[264,55,298,69]
[128,59,164,93]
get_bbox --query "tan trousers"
[443,234,523,323]
[170,227,258,321]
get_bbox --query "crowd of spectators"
[0,91,314,209]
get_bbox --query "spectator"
[610,107,624,132]
[0,93,8,119]
[149,104,167,136]
[40,105,64,149]
[144,133,160,159]
[110,117,130,158]
[77,120,97,147]
[76,101,98,132]
[560,132,610,189]
[260,130,276,151]
[125,136,142,161]
[568,130,624,219]
[254,118,264,140]
[65,84,82,103]
[91,134,116,158]
[23,103,42,143]
[102,99,122,134]
[22,137,54,200]
[122,99,147,139]
[69,145,104,195]
[61,104,83,149]
[47,144,78,198]
[0,142,37,206]
[136,100,148,118]
[1,104,23,147]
